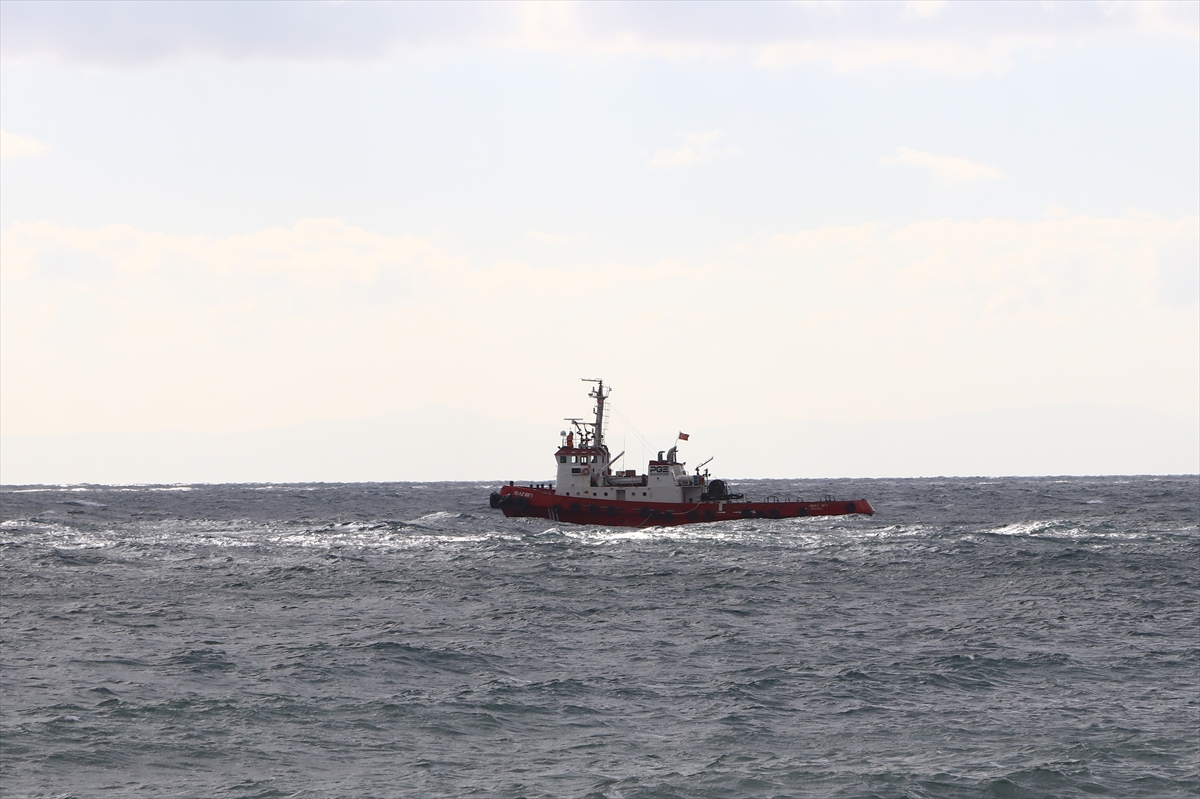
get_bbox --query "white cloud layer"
[1,0,1196,72]
[2,213,1195,439]
[882,146,1004,182]
[903,1,949,20]
[524,230,579,244]
[645,131,741,169]
[0,129,49,160]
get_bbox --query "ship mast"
[582,378,608,450]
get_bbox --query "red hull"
[490,484,873,528]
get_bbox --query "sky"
[1,0,1197,480]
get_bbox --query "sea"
[1,476,1197,799]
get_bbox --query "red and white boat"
[490,379,874,527]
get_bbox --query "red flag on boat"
[678,432,689,441]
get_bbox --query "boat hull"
[490,485,874,528]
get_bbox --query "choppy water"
[1,476,1197,799]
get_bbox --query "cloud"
[744,213,1199,318]
[1,0,1195,73]
[645,130,741,169]
[0,130,49,160]
[881,146,1004,182]
[903,1,948,20]
[2,212,1195,439]
[524,230,579,244]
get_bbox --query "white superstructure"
[552,379,708,504]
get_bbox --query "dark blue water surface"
[2,476,1197,798]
